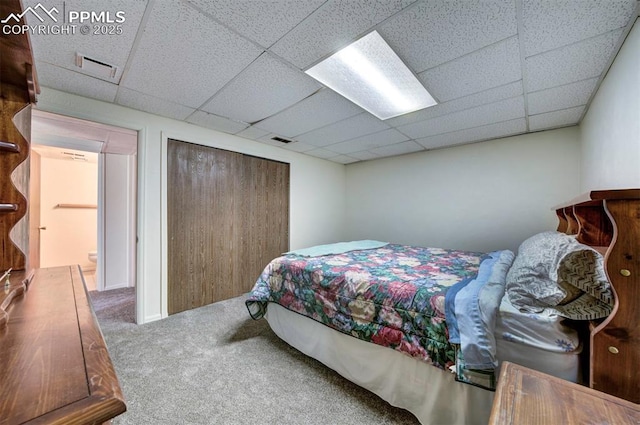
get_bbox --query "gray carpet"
[90,289,420,425]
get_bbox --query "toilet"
[88,250,97,263]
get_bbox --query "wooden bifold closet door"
[167,139,289,315]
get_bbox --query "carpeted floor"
[90,289,420,425]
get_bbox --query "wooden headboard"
[553,188,639,404]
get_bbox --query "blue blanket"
[446,250,515,372]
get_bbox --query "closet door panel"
[167,140,242,315]
[168,139,289,315]
[241,156,289,290]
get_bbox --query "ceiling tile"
[397,96,525,139]
[296,113,390,147]
[387,81,523,127]
[201,53,321,123]
[236,126,271,140]
[522,0,637,57]
[270,0,414,69]
[280,142,316,153]
[116,87,195,120]
[416,118,526,150]
[419,37,522,103]
[36,62,118,102]
[186,111,249,134]
[526,29,624,92]
[23,0,148,81]
[326,129,408,154]
[304,148,338,159]
[328,155,359,164]
[349,150,382,161]
[253,89,364,137]
[379,0,517,73]
[370,141,423,157]
[527,78,598,115]
[186,0,324,47]
[22,0,638,165]
[121,1,262,108]
[529,106,584,131]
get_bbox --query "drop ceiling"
[24,0,639,164]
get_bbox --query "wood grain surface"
[0,84,30,271]
[490,362,640,425]
[591,198,640,403]
[0,266,126,425]
[168,140,289,315]
[555,189,640,404]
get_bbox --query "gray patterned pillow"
[506,231,613,320]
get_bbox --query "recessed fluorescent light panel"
[305,31,437,120]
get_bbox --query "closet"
[167,139,289,314]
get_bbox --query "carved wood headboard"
[553,188,640,404]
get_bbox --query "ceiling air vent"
[75,53,119,82]
[271,136,293,144]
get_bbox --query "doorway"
[31,145,99,287]
[30,110,138,318]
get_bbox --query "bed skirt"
[266,302,494,425]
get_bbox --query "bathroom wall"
[38,152,98,270]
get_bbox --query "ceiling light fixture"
[305,31,437,120]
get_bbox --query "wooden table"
[490,362,640,424]
[0,266,126,424]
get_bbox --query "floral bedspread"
[246,244,487,369]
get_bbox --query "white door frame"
[31,111,138,315]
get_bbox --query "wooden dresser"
[490,362,640,425]
[0,266,126,425]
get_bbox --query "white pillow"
[506,231,613,320]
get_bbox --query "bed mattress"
[495,293,581,354]
[494,293,582,382]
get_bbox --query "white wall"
[102,153,136,290]
[345,127,581,253]
[580,19,640,191]
[39,156,97,270]
[35,87,347,323]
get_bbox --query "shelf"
[55,204,97,209]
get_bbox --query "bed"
[245,189,639,424]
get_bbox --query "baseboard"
[103,282,133,291]
[142,314,162,324]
